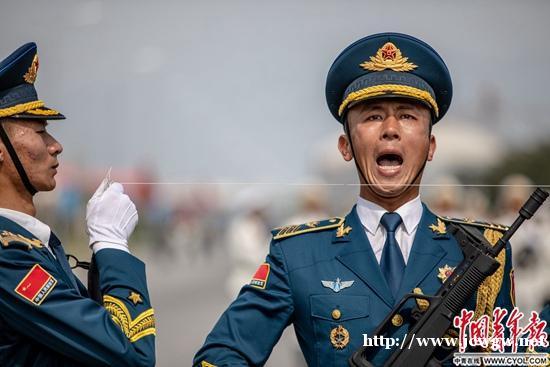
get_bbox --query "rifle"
[349,188,549,367]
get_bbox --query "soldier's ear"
[338,134,353,161]
[427,134,436,161]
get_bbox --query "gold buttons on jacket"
[331,309,341,320]
[413,287,430,312]
[391,314,403,327]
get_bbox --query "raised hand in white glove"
[86,179,138,253]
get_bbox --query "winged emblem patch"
[321,278,354,293]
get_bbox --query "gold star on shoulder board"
[128,291,143,305]
[429,218,447,235]
[336,224,352,238]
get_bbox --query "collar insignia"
[322,278,354,293]
[24,54,39,84]
[360,42,418,72]
[128,291,143,305]
[437,265,455,283]
[0,230,43,250]
[429,218,447,235]
[336,224,352,238]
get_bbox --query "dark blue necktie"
[380,212,405,298]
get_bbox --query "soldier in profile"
[0,43,155,366]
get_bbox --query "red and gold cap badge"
[360,42,417,72]
[23,54,39,84]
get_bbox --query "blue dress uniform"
[0,43,155,366]
[194,206,514,366]
[194,33,515,366]
[530,303,550,357]
[0,216,155,366]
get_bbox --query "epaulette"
[438,216,511,323]
[0,230,43,251]
[272,217,345,240]
[438,216,509,232]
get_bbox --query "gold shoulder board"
[272,217,345,240]
[439,216,509,232]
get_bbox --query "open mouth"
[376,153,403,167]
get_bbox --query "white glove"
[86,179,138,252]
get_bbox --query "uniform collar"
[356,195,422,235]
[0,208,51,245]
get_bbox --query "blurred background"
[2,0,550,365]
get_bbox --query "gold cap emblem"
[24,54,39,84]
[360,42,417,72]
[330,325,350,349]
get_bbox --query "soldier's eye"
[365,114,382,121]
[401,114,416,120]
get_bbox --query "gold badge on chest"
[330,325,350,349]
[437,264,455,283]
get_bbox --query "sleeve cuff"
[91,242,131,254]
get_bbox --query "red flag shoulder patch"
[15,264,57,305]
[250,263,270,289]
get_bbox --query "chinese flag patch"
[250,263,270,289]
[15,264,57,305]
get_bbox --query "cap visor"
[11,106,65,120]
[347,93,433,111]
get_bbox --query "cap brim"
[11,106,65,120]
[347,93,434,113]
[338,70,439,118]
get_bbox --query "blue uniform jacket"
[194,204,514,366]
[0,215,155,366]
[535,304,549,355]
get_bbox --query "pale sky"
[2,0,549,182]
